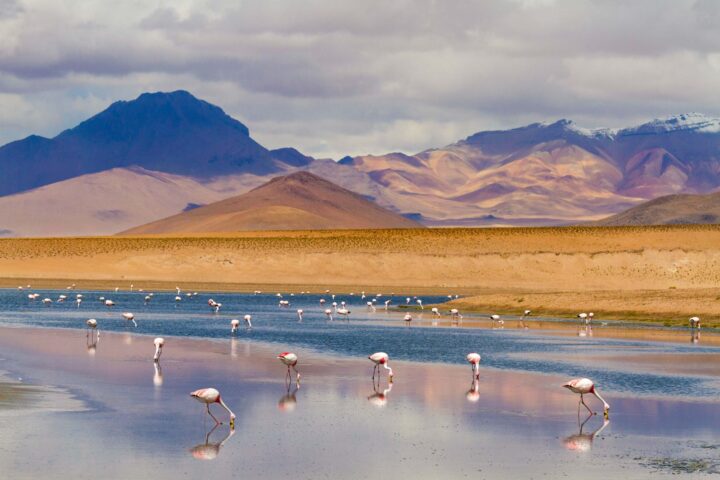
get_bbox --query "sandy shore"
[1,225,719,324]
[1,325,720,478]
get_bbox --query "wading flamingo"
[243,314,252,328]
[278,352,301,382]
[86,318,98,337]
[367,301,376,313]
[431,307,440,316]
[416,299,423,310]
[563,378,610,418]
[385,299,391,310]
[337,307,350,320]
[297,309,303,322]
[175,296,182,302]
[369,352,393,382]
[490,314,502,327]
[190,388,235,427]
[105,299,115,307]
[153,337,164,362]
[122,312,137,327]
[577,313,588,324]
[689,316,701,329]
[231,319,240,333]
[325,308,333,321]
[466,352,481,378]
[403,313,413,324]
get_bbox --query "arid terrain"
[1,225,719,324]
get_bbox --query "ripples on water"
[1,289,717,398]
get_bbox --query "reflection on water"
[86,333,98,356]
[691,330,700,344]
[466,378,480,403]
[188,424,235,461]
[562,414,610,453]
[153,363,163,387]
[278,381,300,412]
[367,377,393,407]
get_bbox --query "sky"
[0,0,718,158]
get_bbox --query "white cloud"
[0,0,717,157]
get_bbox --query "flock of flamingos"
[17,282,706,431]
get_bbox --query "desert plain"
[1,224,719,325]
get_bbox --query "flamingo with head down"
[563,378,610,418]
[190,388,235,428]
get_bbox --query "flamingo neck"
[218,397,236,423]
[591,388,610,413]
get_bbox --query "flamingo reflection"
[563,414,610,452]
[86,331,99,356]
[691,330,700,344]
[189,424,235,461]
[367,377,393,407]
[466,378,480,403]
[278,380,300,412]
[153,362,163,387]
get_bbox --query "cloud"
[0,0,717,157]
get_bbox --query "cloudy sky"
[0,0,718,158]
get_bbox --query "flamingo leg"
[372,364,377,381]
[206,404,221,425]
[292,365,300,381]
[579,394,594,415]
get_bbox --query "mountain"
[121,171,424,234]
[0,167,274,237]
[594,190,720,226]
[341,113,720,225]
[0,90,309,197]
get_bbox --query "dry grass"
[1,225,719,323]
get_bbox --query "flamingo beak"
[389,374,394,383]
[230,418,235,429]
[603,408,609,419]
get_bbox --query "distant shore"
[1,225,719,325]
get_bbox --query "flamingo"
[231,319,240,333]
[466,352,481,378]
[337,307,350,320]
[689,316,701,329]
[416,299,423,310]
[105,299,115,307]
[297,309,303,322]
[175,295,182,302]
[520,309,531,328]
[76,297,82,308]
[244,314,252,328]
[86,318,98,337]
[405,297,411,305]
[577,313,588,324]
[431,307,440,316]
[367,301,376,312]
[588,312,594,324]
[403,313,412,324]
[278,352,301,382]
[563,378,610,418]
[319,298,326,305]
[122,312,137,327]
[385,299,391,310]
[324,308,333,321]
[153,337,164,362]
[332,302,338,312]
[450,308,462,323]
[145,295,152,304]
[42,297,52,305]
[190,388,235,427]
[490,314,502,327]
[369,352,393,382]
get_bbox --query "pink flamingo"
[466,352,481,378]
[190,388,236,427]
[563,378,610,418]
[153,337,164,362]
[231,319,240,333]
[278,352,300,382]
[369,352,393,382]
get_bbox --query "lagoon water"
[1,288,719,398]
[2,288,720,478]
